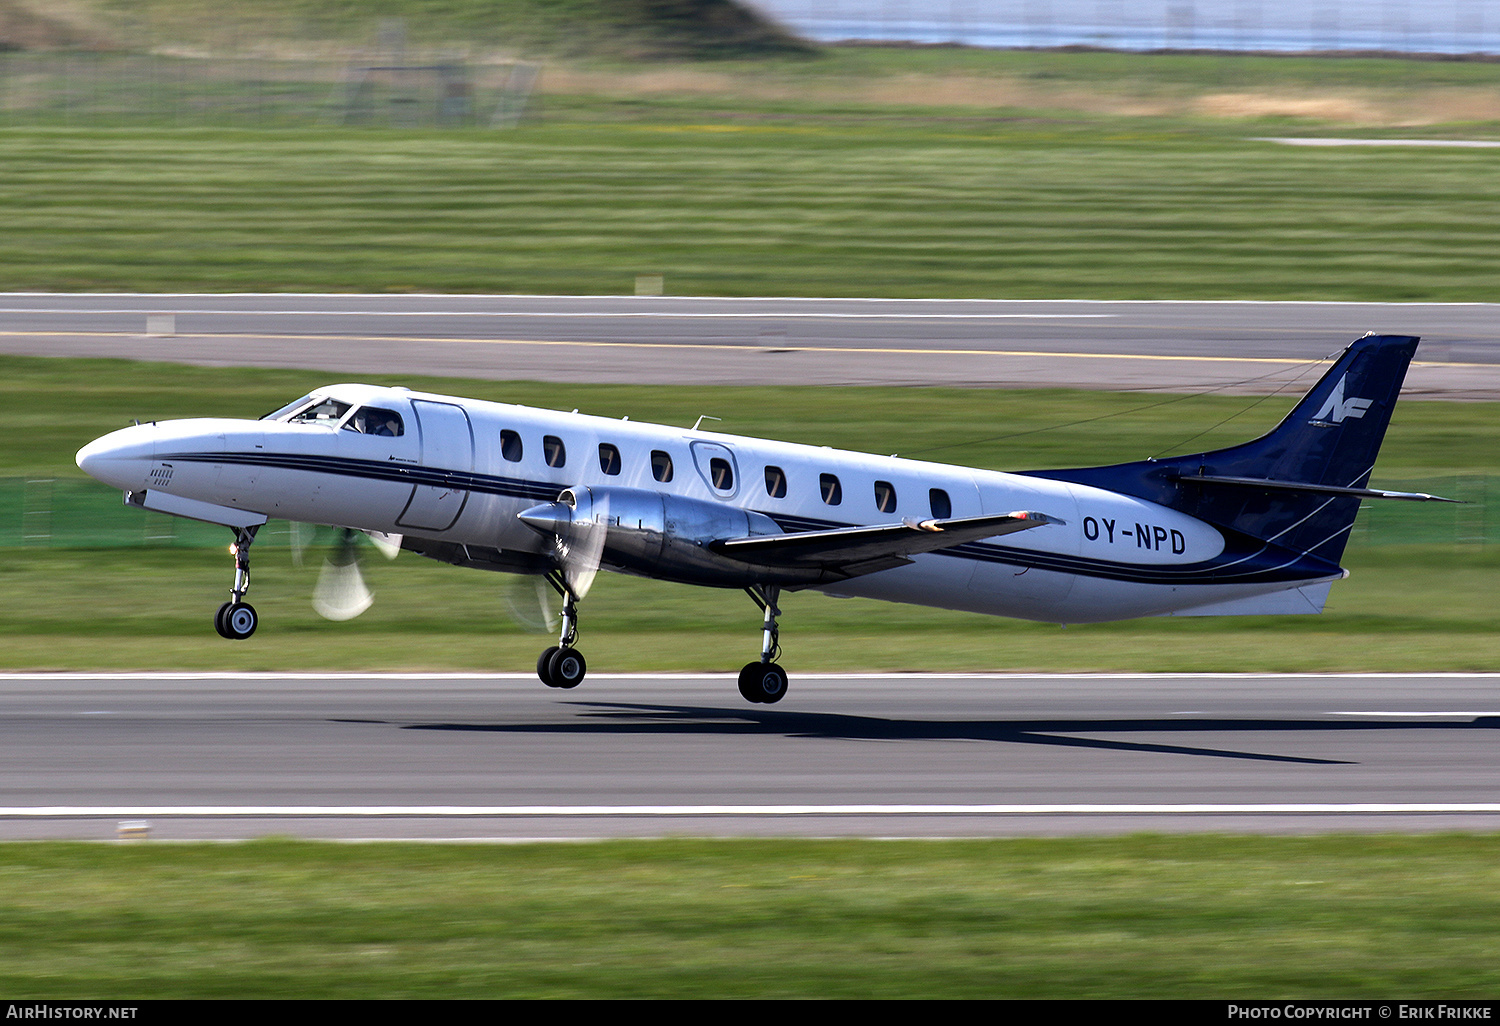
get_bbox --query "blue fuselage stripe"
[159,451,1336,587]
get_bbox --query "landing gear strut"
[536,570,587,689]
[738,584,788,704]
[214,525,259,640]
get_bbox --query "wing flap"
[711,510,1062,571]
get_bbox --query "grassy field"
[0,112,1497,299]
[2,355,1496,673]
[3,835,1499,998]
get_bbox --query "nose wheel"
[214,526,259,640]
[215,600,258,640]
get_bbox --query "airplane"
[75,333,1451,704]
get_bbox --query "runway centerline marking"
[0,330,1334,366]
[5,329,1489,370]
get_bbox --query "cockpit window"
[288,398,352,425]
[261,394,317,421]
[343,406,405,437]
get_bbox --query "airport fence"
[1,475,1492,551]
[0,50,540,129]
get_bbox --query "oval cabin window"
[820,474,842,506]
[710,457,733,491]
[874,480,897,514]
[598,443,622,476]
[651,450,674,483]
[500,430,523,462]
[929,488,952,520]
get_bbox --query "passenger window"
[874,480,897,514]
[820,473,842,506]
[544,435,566,468]
[929,488,952,520]
[710,457,734,491]
[599,443,622,476]
[651,450,674,483]
[764,465,787,499]
[343,406,404,437]
[501,430,523,462]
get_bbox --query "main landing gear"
[737,584,788,704]
[214,525,260,640]
[535,570,587,689]
[531,578,791,705]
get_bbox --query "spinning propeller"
[306,527,402,622]
[516,487,612,606]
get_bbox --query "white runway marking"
[1258,137,1500,148]
[6,805,1500,817]
[0,307,1116,320]
[6,671,1500,681]
[1331,711,1500,718]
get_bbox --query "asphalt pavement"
[4,672,1498,840]
[2,294,1496,396]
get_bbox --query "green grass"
[2,355,1496,673]
[2,836,1499,998]
[3,544,1498,673]
[1,118,1498,299]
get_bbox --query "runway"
[2,294,1496,397]
[4,672,1499,841]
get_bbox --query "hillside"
[0,0,812,58]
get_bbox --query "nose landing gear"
[214,525,259,640]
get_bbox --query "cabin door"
[397,400,474,532]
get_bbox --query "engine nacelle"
[520,486,819,588]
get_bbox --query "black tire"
[737,663,764,703]
[537,646,560,687]
[548,646,587,689]
[214,602,234,639]
[222,601,257,640]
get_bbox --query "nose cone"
[76,424,156,491]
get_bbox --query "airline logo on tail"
[1310,375,1373,425]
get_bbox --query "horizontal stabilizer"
[1172,473,1459,503]
[713,510,1061,570]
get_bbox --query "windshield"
[261,394,317,421]
[287,398,352,425]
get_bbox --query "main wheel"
[547,646,587,689]
[738,662,788,704]
[537,646,561,687]
[221,601,257,640]
[214,602,234,639]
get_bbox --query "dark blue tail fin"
[1025,334,1419,566]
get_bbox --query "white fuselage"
[77,383,1339,624]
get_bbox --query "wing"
[710,510,1063,580]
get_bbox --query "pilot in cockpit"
[346,407,403,437]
